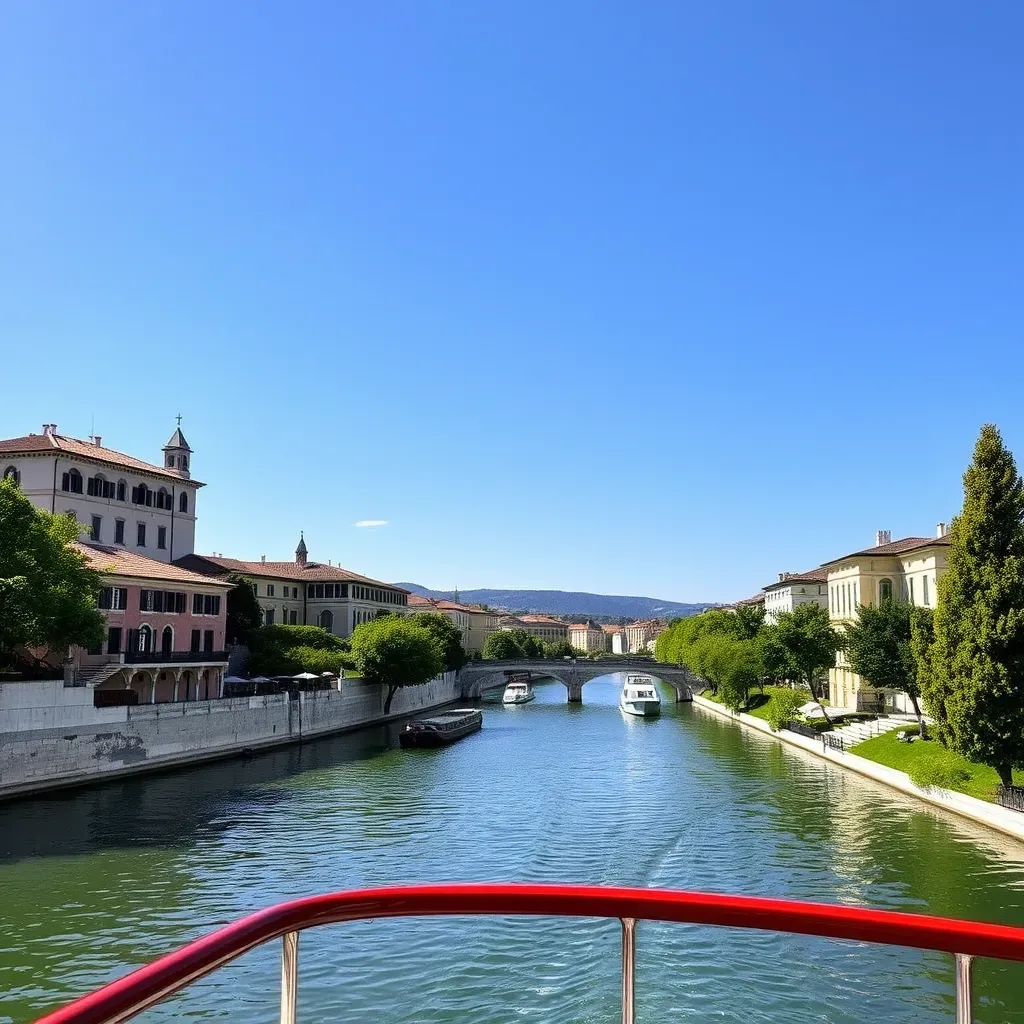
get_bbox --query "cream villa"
[568,622,606,653]
[0,423,201,562]
[177,536,409,640]
[499,615,569,644]
[825,526,950,711]
[762,568,828,624]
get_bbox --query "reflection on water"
[1,674,1022,1024]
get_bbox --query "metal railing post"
[954,953,973,1023]
[280,931,299,1024]
[620,917,636,1024]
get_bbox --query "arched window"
[161,625,173,656]
[62,468,83,493]
[157,487,170,510]
[319,609,334,632]
[879,578,893,603]
[138,625,152,653]
[3,465,19,484]
[181,455,188,470]
[117,480,126,502]
[179,491,188,513]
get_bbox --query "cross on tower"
[176,413,183,426]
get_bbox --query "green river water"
[1,674,1022,1023]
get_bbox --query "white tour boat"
[502,674,536,705]
[620,674,661,717]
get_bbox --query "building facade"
[0,424,202,563]
[825,527,950,711]
[762,569,829,623]
[177,536,409,640]
[407,595,499,654]
[499,615,570,644]
[569,622,606,653]
[625,619,666,654]
[66,544,232,703]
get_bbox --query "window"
[132,484,153,507]
[191,629,201,653]
[909,577,915,605]
[117,480,126,502]
[191,594,221,616]
[157,488,170,510]
[61,468,83,493]
[290,610,297,625]
[265,608,275,625]
[88,475,116,499]
[203,630,214,653]
[137,625,152,652]
[161,625,174,655]
[99,587,128,610]
[114,519,125,544]
[91,514,102,541]
[137,522,146,547]
[319,609,333,631]
[879,578,893,603]
[2,466,19,484]
[179,491,188,513]
[157,526,167,550]
[923,575,930,606]
[107,627,122,655]
[267,584,275,597]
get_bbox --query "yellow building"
[568,622,606,653]
[825,527,950,711]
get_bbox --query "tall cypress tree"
[933,424,1024,787]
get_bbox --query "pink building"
[67,544,233,704]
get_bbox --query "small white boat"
[620,675,661,717]
[502,674,536,705]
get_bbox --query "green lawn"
[696,685,814,723]
[850,728,1016,803]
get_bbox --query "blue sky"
[2,2,1022,603]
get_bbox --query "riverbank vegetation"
[350,615,445,713]
[482,629,583,660]
[246,624,357,677]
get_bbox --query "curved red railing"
[33,884,1024,1024]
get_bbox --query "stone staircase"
[831,715,918,747]
[75,661,125,689]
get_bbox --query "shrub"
[252,624,348,651]
[765,689,803,731]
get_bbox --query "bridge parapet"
[457,659,698,704]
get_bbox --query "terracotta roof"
[407,594,435,607]
[76,543,231,587]
[174,553,408,591]
[602,624,625,634]
[823,535,951,567]
[763,567,829,591]
[0,432,203,486]
[519,615,566,625]
[407,595,491,615]
[734,593,766,606]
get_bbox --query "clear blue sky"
[2,2,1023,603]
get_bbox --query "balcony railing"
[123,650,228,665]
[30,884,1024,1024]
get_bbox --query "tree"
[910,607,939,735]
[843,601,927,737]
[932,424,1024,787]
[773,603,840,710]
[733,602,766,640]
[409,611,466,672]
[225,574,263,644]
[757,623,789,685]
[0,477,105,665]
[350,616,443,714]
[483,631,524,659]
[717,639,764,710]
[543,640,577,658]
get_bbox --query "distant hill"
[395,584,712,621]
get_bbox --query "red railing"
[32,884,1024,1024]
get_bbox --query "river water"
[1,674,1023,1024]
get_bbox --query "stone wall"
[0,672,461,800]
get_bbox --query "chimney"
[778,572,785,582]
[875,529,892,547]
[261,554,266,563]
[937,522,948,538]
[42,423,57,436]
[93,436,102,447]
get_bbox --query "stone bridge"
[457,658,699,703]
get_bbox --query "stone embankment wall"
[690,693,1024,842]
[0,673,460,800]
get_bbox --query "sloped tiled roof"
[76,543,231,587]
[763,567,829,591]
[174,553,408,592]
[0,432,203,485]
[823,535,950,566]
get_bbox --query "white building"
[568,622,606,653]
[762,568,829,623]
[0,423,201,563]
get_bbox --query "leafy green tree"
[483,631,524,659]
[764,688,804,731]
[543,640,577,658]
[351,616,443,714]
[757,623,789,684]
[733,602,766,640]
[717,639,764,710]
[409,611,466,672]
[772,603,840,707]
[932,424,1024,787]
[245,623,349,675]
[225,574,263,644]
[0,478,105,665]
[843,601,927,737]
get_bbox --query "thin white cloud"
[354,519,389,528]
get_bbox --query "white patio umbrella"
[223,675,246,683]
[320,671,337,678]
[251,676,272,683]
[293,672,320,681]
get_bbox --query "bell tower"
[163,416,193,480]
[296,532,308,567]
